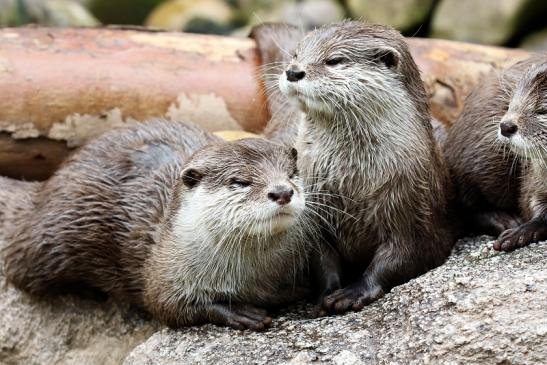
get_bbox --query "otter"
[253,21,455,314]
[250,23,305,145]
[1,119,312,331]
[444,55,547,252]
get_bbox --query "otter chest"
[300,149,384,262]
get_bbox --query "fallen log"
[0,27,529,180]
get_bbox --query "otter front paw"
[494,220,547,252]
[219,304,272,331]
[322,283,384,314]
[312,285,340,318]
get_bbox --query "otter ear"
[371,47,400,70]
[290,147,298,161]
[181,168,203,189]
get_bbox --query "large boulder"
[0,238,157,365]
[87,0,163,25]
[1,223,545,363]
[231,0,345,36]
[347,0,436,33]
[145,0,235,34]
[124,237,547,364]
[431,0,547,45]
[0,0,100,27]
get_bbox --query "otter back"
[2,120,218,301]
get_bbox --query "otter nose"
[286,69,305,82]
[500,121,518,137]
[267,185,294,205]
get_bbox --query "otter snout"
[268,185,294,205]
[286,67,305,82]
[500,121,518,137]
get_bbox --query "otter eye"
[537,109,547,115]
[230,178,251,188]
[325,57,346,66]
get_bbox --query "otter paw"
[223,304,272,331]
[322,284,384,314]
[494,221,547,252]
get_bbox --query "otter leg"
[494,217,547,252]
[311,244,342,317]
[314,243,342,299]
[321,243,417,314]
[200,303,273,331]
[321,270,385,315]
[468,210,522,236]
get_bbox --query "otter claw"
[322,284,384,315]
[224,305,272,331]
[494,220,547,252]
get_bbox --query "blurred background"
[0,0,546,49]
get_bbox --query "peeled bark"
[0,27,529,180]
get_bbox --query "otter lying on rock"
[1,119,314,331]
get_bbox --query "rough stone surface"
[0,237,158,365]
[431,0,546,45]
[347,0,436,32]
[124,237,547,364]
[1,217,546,364]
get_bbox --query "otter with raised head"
[444,55,547,252]
[1,119,312,330]
[253,21,455,314]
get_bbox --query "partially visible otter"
[444,55,547,252]
[253,21,456,314]
[250,23,305,145]
[1,120,312,330]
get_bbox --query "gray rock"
[0,0,100,27]
[233,0,344,35]
[520,28,547,52]
[0,0,26,26]
[144,0,235,34]
[32,0,101,27]
[0,237,157,365]
[87,0,164,25]
[124,237,547,364]
[278,0,346,31]
[431,0,546,45]
[347,0,436,32]
[1,226,545,363]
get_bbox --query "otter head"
[278,20,422,119]
[175,139,305,239]
[497,60,547,160]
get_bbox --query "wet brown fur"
[1,120,310,330]
[444,54,547,251]
[253,21,456,314]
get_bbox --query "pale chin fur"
[246,194,306,236]
[173,185,306,243]
[278,74,328,114]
